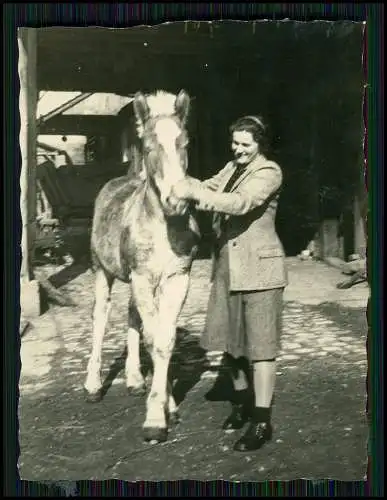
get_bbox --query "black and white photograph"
[18,21,368,482]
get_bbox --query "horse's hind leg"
[167,380,180,425]
[126,300,146,395]
[84,268,113,402]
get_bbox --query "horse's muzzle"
[165,194,189,216]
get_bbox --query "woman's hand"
[171,176,202,200]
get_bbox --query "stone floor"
[19,257,369,482]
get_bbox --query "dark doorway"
[37,23,363,258]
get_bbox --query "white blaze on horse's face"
[153,117,187,209]
[133,90,191,215]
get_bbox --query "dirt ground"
[18,257,369,482]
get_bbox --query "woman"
[171,115,288,452]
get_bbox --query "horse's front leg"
[145,273,189,442]
[84,268,113,402]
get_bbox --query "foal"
[84,90,200,443]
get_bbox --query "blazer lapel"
[212,155,267,228]
[217,164,238,192]
[229,154,267,192]
[212,164,238,233]
[212,163,243,231]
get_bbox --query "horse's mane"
[144,91,178,118]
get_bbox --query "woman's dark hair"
[229,115,269,155]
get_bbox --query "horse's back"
[91,175,145,280]
[94,175,142,210]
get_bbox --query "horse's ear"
[133,92,149,126]
[175,90,190,124]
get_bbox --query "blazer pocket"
[258,248,285,259]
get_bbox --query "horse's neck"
[131,146,146,180]
[131,147,195,227]
[142,176,194,229]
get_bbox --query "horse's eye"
[143,141,153,152]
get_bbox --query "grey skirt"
[200,243,284,361]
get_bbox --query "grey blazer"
[194,154,288,291]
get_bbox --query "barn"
[19,22,366,315]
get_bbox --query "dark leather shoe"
[222,403,251,431]
[233,421,273,452]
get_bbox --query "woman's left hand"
[171,177,202,200]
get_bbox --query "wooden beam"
[38,92,93,125]
[354,159,368,259]
[18,27,41,317]
[36,23,269,52]
[38,115,120,135]
[19,28,38,281]
[37,21,349,51]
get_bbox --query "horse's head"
[133,90,191,216]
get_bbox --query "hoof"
[84,389,102,403]
[127,384,147,396]
[143,426,168,443]
[169,412,181,426]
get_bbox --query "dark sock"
[226,355,240,380]
[232,388,250,405]
[252,406,271,423]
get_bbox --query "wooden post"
[19,28,40,318]
[354,166,368,259]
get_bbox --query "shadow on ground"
[92,327,208,407]
[48,259,91,290]
[35,230,92,291]
[308,301,368,338]
[19,261,369,482]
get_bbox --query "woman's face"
[231,130,259,166]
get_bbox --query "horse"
[83,89,201,443]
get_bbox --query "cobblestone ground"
[19,258,368,482]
